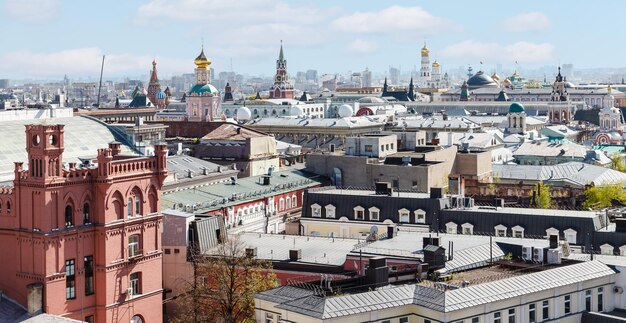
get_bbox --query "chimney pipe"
[27,283,43,315]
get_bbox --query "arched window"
[7,201,11,213]
[65,205,74,227]
[111,191,124,220]
[0,199,2,213]
[286,197,291,209]
[83,203,91,224]
[130,315,144,323]
[127,198,133,217]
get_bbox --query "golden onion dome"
[511,70,520,78]
[491,72,500,81]
[194,48,211,69]
[421,45,429,57]
[432,60,440,68]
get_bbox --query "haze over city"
[1,0,624,79]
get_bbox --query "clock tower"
[269,42,295,99]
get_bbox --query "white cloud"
[136,0,328,24]
[4,0,61,23]
[0,48,190,78]
[501,12,551,32]
[345,40,378,54]
[135,0,334,61]
[332,5,452,34]
[441,40,556,64]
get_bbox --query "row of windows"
[65,256,94,299]
[277,195,298,212]
[370,289,605,323]
[64,203,91,227]
[445,222,578,243]
[311,204,426,224]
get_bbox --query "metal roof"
[161,169,322,212]
[262,260,614,319]
[247,116,386,129]
[0,116,136,182]
[513,140,587,158]
[492,162,626,187]
[236,232,359,265]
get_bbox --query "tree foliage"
[583,184,626,209]
[172,236,278,323]
[530,181,552,209]
[609,153,626,172]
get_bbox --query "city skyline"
[0,0,623,79]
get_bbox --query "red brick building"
[0,124,167,322]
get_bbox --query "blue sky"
[0,0,621,79]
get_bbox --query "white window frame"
[512,225,525,238]
[369,207,380,221]
[311,204,321,218]
[354,206,365,220]
[461,222,474,235]
[398,208,410,223]
[600,243,614,255]
[414,209,426,224]
[564,228,577,244]
[495,224,507,237]
[279,198,285,211]
[545,227,559,239]
[325,204,336,218]
[446,221,457,234]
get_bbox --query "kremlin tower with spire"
[269,42,295,99]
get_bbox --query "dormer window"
[325,205,336,218]
[311,204,321,218]
[354,206,365,220]
[369,207,380,221]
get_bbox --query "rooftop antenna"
[96,55,105,108]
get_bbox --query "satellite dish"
[370,226,378,234]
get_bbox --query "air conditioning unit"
[533,248,544,263]
[614,286,624,294]
[521,246,532,260]
[126,287,133,296]
[547,249,562,265]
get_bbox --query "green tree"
[531,181,552,209]
[583,184,626,209]
[609,153,626,172]
[172,236,278,323]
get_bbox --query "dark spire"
[255,91,261,100]
[460,81,469,101]
[408,77,415,101]
[382,77,388,95]
[278,40,284,61]
[556,66,563,82]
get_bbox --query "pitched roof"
[201,123,268,141]
[492,162,626,187]
[260,260,614,319]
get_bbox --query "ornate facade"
[0,124,167,322]
[185,48,221,121]
[548,67,573,124]
[594,85,626,144]
[418,44,448,89]
[269,43,295,99]
[146,60,161,107]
